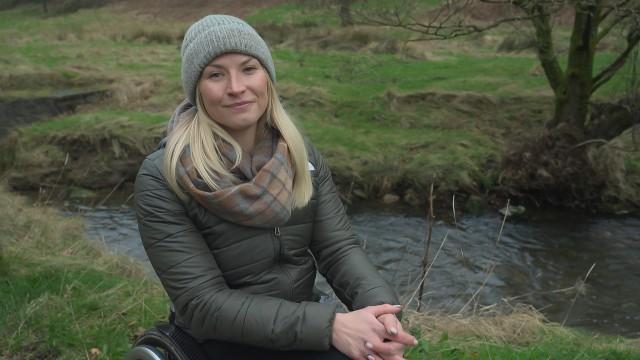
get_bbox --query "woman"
[134,14,416,360]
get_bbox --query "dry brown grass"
[403,303,567,347]
[597,337,640,352]
[277,82,331,109]
[0,185,152,279]
[110,76,166,108]
[108,0,287,21]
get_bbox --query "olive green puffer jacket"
[134,142,399,351]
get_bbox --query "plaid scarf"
[169,101,294,228]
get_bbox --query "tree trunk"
[339,0,353,27]
[550,3,601,133]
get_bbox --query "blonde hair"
[163,76,313,209]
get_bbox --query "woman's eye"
[209,72,223,79]
[244,66,257,73]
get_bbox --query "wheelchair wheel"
[123,344,165,360]
[124,324,207,360]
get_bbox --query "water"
[76,205,640,338]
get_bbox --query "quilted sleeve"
[306,145,400,311]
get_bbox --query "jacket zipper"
[273,227,294,299]
[272,227,281,259]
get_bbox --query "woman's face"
[198,53,269,137]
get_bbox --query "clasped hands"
[331,304,417,360]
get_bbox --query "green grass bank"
[0,2,638,213]
[1,187,640,359]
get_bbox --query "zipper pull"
[274,227,281,237]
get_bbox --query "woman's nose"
[226,72,246,94]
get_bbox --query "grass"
[0,187,169,359]
[2,109,167,170]
[1,187,639,359]
[19,109,167,135]
[403,308,640,359]
[249,2,631,98]
[274,48,549,97]
[246,2,340,27]
[407,338,640,359]
[0,5,184,107]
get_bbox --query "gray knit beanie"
[181,14,276,105]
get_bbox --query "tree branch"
[592,30,640,93]
[354,0,571,40]
[596,11,629,44]
[599,0,632,23]
[355,1,534,40]
[528,3,566,95]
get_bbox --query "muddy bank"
[0,118,163,198]
[0,89,110,139]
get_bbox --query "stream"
[76,204,640,338]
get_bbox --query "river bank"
[0,91,552,211]
[1,3,639,214]
[1,187,639,359]
[2,92,638,215]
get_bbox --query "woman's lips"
[226,101,253,111]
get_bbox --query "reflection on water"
[75,205,640,338]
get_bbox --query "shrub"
[497,33,537,52]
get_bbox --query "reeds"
[401,192,605,348]
[416,181,435,311]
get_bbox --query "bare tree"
[355,0,640,142]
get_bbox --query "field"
[1,1,637,211]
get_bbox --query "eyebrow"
[206,57,255,69]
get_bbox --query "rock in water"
[499,204,526,217]
[382,193,400,204]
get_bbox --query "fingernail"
[413,338,419,345]
[388,327,398,335]
[365,341,374,349]
[393,304,402,308]
[367,355,375,360]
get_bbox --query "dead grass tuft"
[497,32,537,53]
[110,76,165,107]
[127,28,181,44]
[257,23,404,55]
[278,82,331,109]
[0,186,151,279]
[108,0,286,21]
[403,303,565,346]
[385,90,498,112]
[607,338,640,351]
